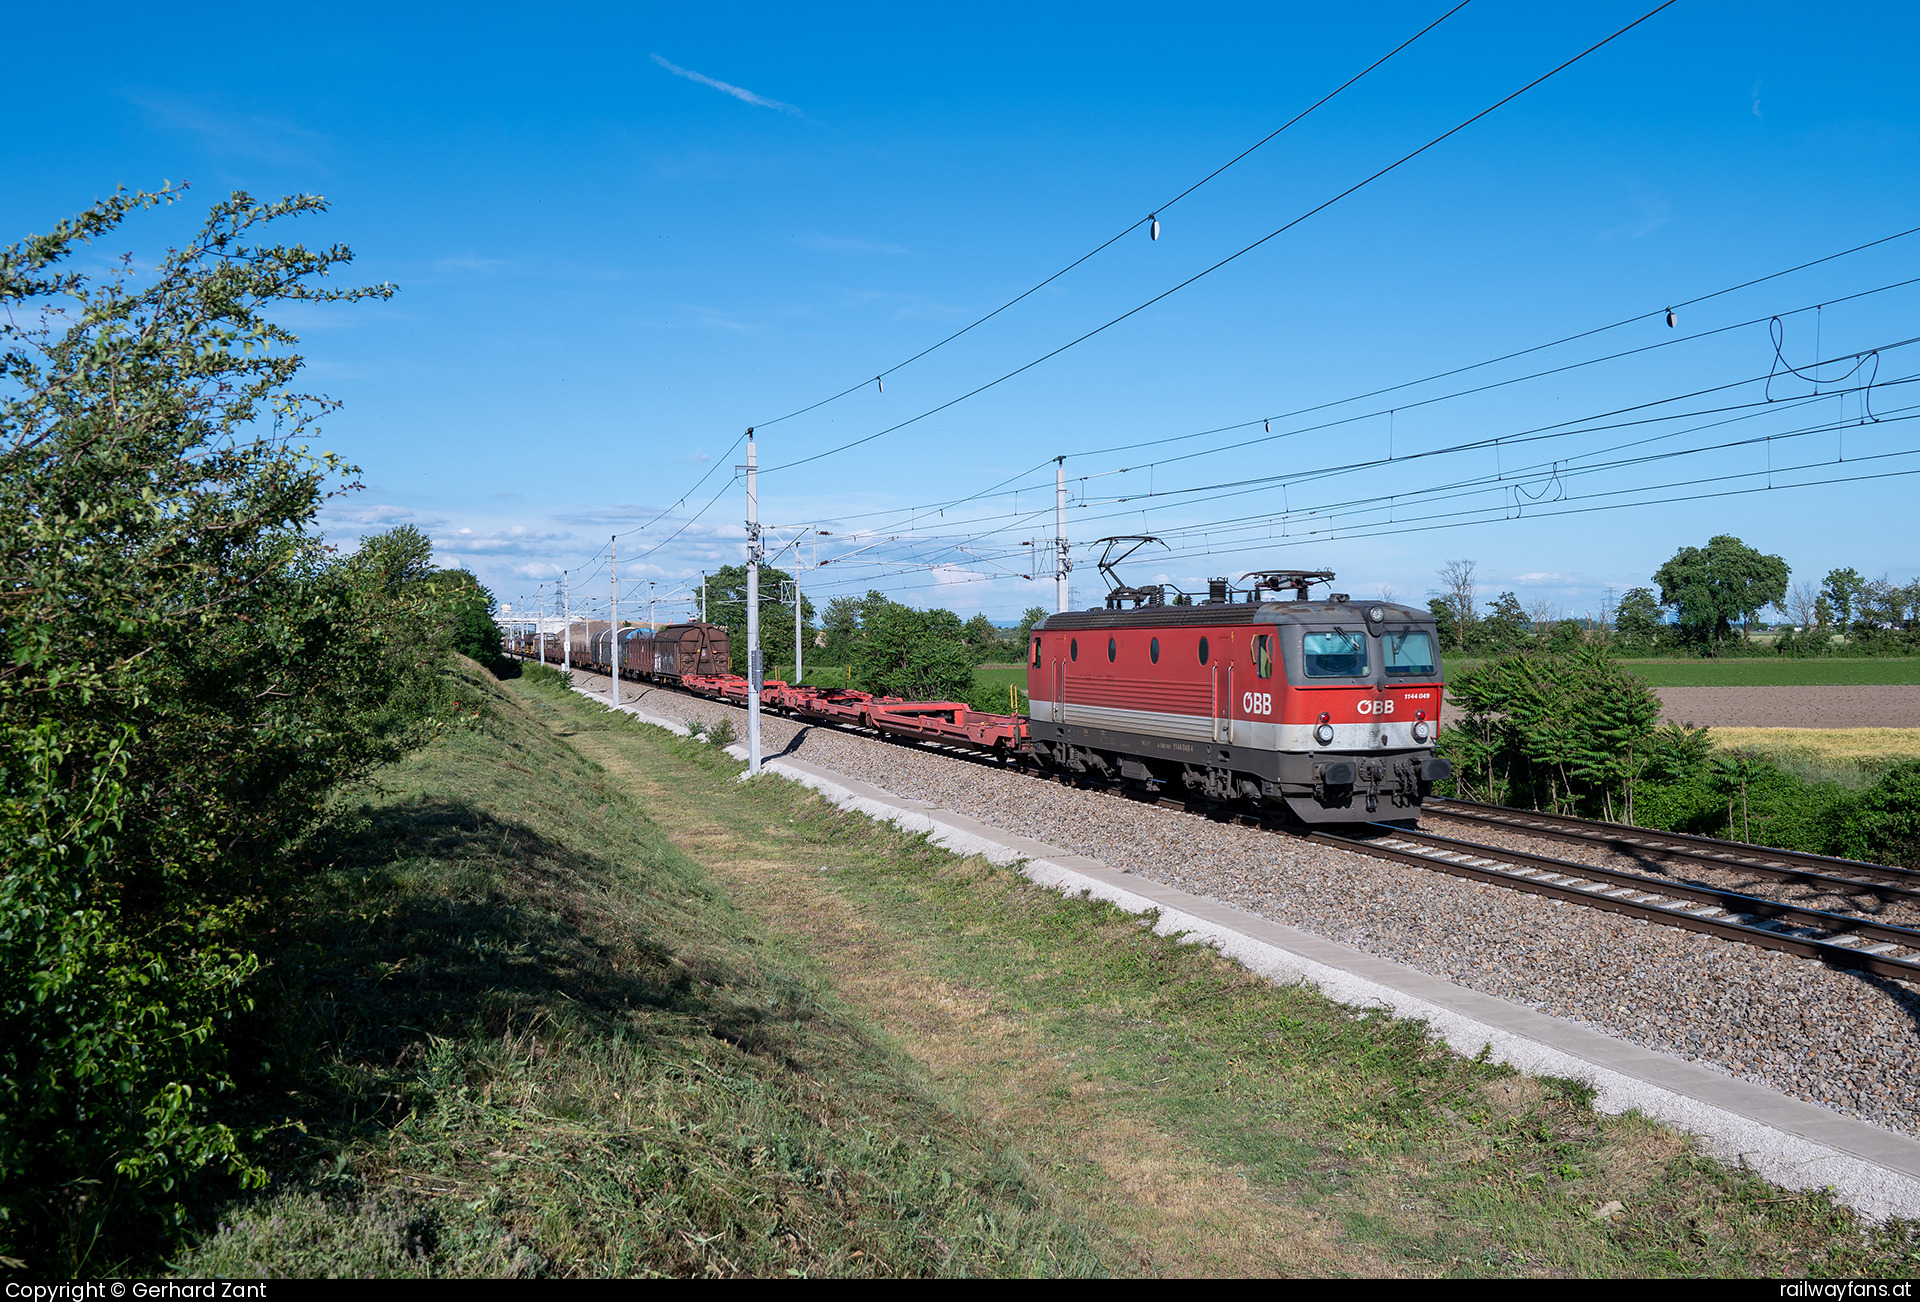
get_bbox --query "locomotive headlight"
[1314,723,1335,746]
[1412,720,1431,743]
[1367,605,1385,623]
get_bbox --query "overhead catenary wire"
[552,174,1917,600]
[782,302,1920,569]
[746,1,1475,436]
[762,1,1679,478]
[800,448,1920,602]
[1056,272,1920,478]
[526,7,1920,616]
[791,359,1920,599]
[738,236,1920,546]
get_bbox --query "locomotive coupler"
[1357,758,1387,814]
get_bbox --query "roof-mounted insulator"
[1264,419,1271,433]
[876,376,884,393]
[1666,308,1677,328]
[1149,214,1160,241]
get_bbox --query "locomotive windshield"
[1302,630,1368,677]
[1383,631,1437,677]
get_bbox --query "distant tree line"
[1427,535,1920,659]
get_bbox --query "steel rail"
[550,660,1920,981]
[1428,797,1920,893]
[1299,824,1920,982]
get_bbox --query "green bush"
[0,188,443,1270]
[1439,644,1662,820]
[1835,760,1920,865]
[852,600,975,701]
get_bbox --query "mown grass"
[176,660,1109,1278]
[1445,659,1920,686]
[508,676,1920,1278]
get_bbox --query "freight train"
[502,566,1450,825]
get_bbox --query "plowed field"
[1654,685,1920,729]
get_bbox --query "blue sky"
[9,1,1918,625]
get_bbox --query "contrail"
[650,54,801,116]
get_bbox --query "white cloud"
[931,564,989,586]
[650,54,802,116]
[324,503,417,525]
[429,524,569,556]
[1515,572,1562,582]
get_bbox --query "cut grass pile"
[1711,727,1920,787]
[182,663,1920,1276]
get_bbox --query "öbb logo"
[1355,698,1395,716]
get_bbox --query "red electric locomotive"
[1025,553,1450,824]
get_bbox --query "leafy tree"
[0,186,439,1267]
[1644,722,1715,782]
[1614,586,1665,646]
[852,597,975,701]
[1430,559,1479,650]
[702,563,813,675]
[1478,591,1531,651]
[819,595,864,660]
[964,612,996,649]
[1426,598,1458,651]
[1823,567,1865,629]
[1710,751,1767,842]
[1858,574,1912,630]
[1652,535,1789,644]
[439,568,507,671]
[1015,605,1049,646]
[1542,619,1587,654]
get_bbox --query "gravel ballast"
[572,671,1920,1142]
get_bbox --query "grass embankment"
[1445,659,1920,686]
[186,665,1920,1276]
[182,661,1104,1277]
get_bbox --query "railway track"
[1302,824,1920,983]
[1424,798,1920,900]
[557,663,1920,984]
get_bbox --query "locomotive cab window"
[1383,631,1437,678]
[1302,630,1369,678]
[1253,633,1274,678]
[1031,637,1042,667]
